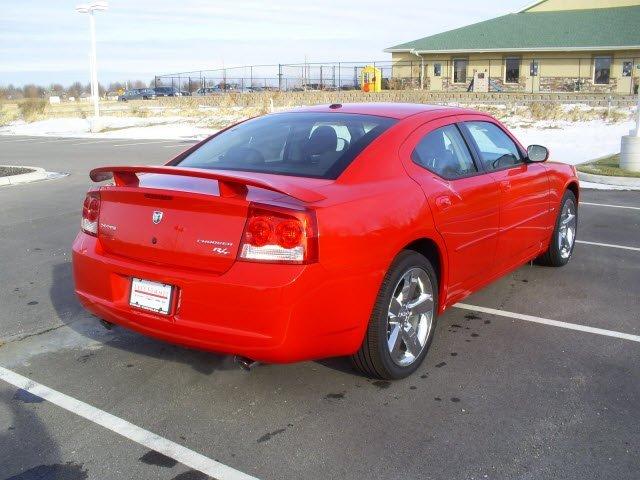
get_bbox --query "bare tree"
[49,84,65,97]
[67,82,84,99]
[22,84,45,98]
[1,85,23,100]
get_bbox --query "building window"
[453,59,468,84]
[622,61,633,77]
[505,58,520,83]
[433,63,442,77]
[594,57,611,85]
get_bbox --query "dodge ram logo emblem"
[152,211,163,224]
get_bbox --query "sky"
[0,0,527,87]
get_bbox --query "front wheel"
[536,190,578,267]
[352,251,438,379]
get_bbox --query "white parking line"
[162,144,192,149]
[26,138,78,145]
[112,140,182,147]
[71,139,120,146]
[580,202,640,211]
[0,138,75,144]
[0,366,259,480]
[576,240,640,252]
[0,138,44,143]
[454,303,640,343]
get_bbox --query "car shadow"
[49,261,238,375]
[314,357,362,377]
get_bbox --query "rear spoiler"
[89,166,325,203]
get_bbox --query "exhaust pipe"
[99,319,114,330]
[234,356,258,371]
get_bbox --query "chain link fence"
[154,57,639,96]
[154,61,419,94]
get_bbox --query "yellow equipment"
[361,65,382,93]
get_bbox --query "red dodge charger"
[73,103,579,379]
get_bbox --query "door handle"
[500,180,512,191]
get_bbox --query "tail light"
[239,204,318,264]
[81,191,100,236]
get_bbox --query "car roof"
[289,103,480,119]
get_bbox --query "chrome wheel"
[558,199,577,259]
[386,267,434,367]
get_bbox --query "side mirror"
[527,145,549,162]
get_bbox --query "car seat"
[416,132,459,178]
[304,126,338,165]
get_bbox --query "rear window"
[176,112,397,179]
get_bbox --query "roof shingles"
[386,6,640,52]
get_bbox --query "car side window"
[411,124,477,179]
[465,121,523,171]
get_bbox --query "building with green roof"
[385,0,640,94]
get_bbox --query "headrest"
[306,126,337,156]
[223,146,265,165]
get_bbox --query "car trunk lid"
[91,166,328,274]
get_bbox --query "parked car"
[195,86,229,96]
[117,89,156,101]
[73,103,579,379]
[153,86,181,97]
[194,87,218,96]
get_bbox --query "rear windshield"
[176,112,397,179]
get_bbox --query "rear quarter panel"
[297,117,447,351]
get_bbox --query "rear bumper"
[72,233,369,362]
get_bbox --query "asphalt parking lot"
[0,135,638,480]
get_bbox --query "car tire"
[351,250,438,380]
[536,190,578,267]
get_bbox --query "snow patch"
[511,120,634,165]
[0,116,216,140]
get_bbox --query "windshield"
[177,112,397,179]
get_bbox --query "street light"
[620,64,640,173]
[76,1,108,120]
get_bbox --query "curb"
[0,166,48,186]
[578,171,640,188]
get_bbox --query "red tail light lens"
[81,191,100,236]
[239,204,318,264]
[246,217,273,247]
[275,220,303,249]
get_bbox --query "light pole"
[619,64,640,172]
[76,1,108,120]
[619,66,640,172]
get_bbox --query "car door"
[461,119,550,269]
[400,117,500,298]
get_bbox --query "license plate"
[129,278,173,315]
